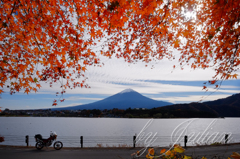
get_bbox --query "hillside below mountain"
[160,93,240,117]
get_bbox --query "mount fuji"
[56,89,172,110]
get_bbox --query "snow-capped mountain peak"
[119,88,136,94]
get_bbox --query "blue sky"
[0,54,239,110]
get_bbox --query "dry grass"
[96,143,103,148]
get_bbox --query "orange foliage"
[0,0,239,105]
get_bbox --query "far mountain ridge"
[55,88,172,110]
[203,93,240,107]
[53,89,240,117]
[160,93,240,117]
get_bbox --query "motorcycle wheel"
[54,141,63,150]
[35,142,44,150]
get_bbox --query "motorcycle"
[34,131,63,150]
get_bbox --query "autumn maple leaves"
[0,0,239,105]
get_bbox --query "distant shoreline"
[0,116,228,119]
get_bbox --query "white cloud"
[153,94,232,104]
[25,48,238,98]
[36,70,239,100]
[86,55,216,82]
[55,103,84,108]
[66,96,103,101]
[219,85,240,89]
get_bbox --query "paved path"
[185,144,240,157]
[0,147,136,159]
[0,144,240,159]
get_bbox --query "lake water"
[0,117,240,147]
